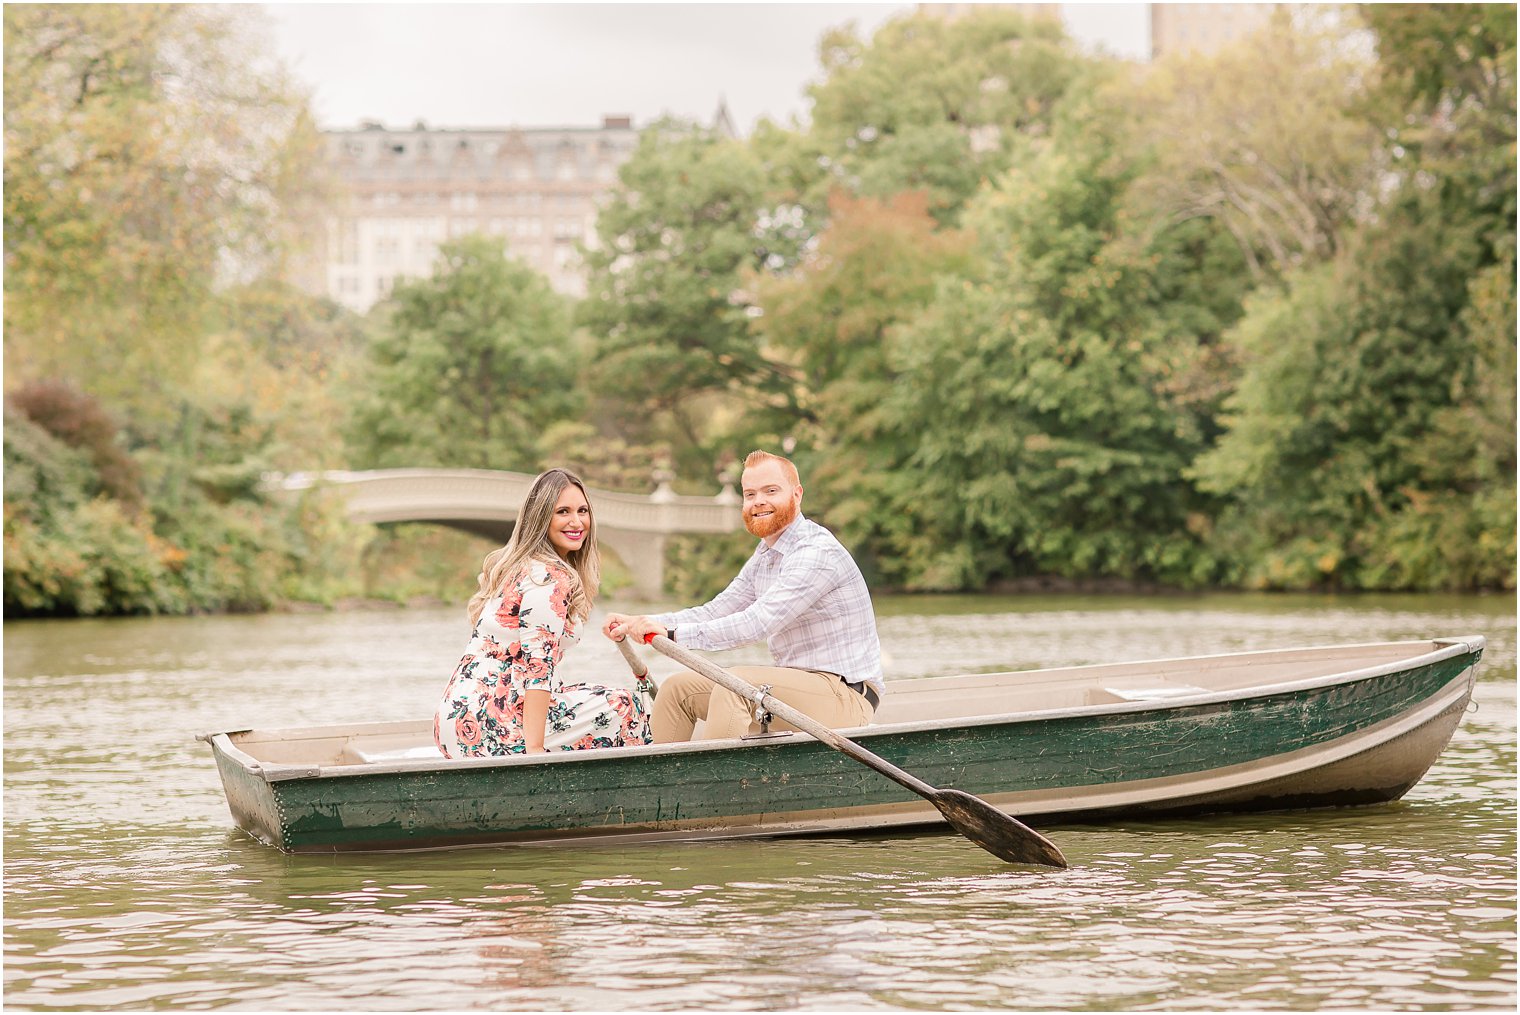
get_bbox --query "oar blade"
[931,789,1068,868]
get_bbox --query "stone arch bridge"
[272,468,741,598]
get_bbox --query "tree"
[747,190,977,570]
[775,8,1091,225]
[346,236,579,472]
[3,4,324,411]
[853,88,1251,590]
[1192,5,1515,590]
[578,120,801,477]
[1128,10,1387,279]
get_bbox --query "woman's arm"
[513,562,573,753]
[522,688,551,753]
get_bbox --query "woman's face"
[547,484,591,558]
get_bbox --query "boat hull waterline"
[201,638,1484,853]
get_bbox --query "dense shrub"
[7,380,142,510]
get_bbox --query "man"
[603,450,884,742]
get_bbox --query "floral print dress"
[434,559,651,757]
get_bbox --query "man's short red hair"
[743,450,800,486]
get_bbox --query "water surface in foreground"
[5,592,1515,1010]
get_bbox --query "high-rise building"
[920,3,1291,61]
[316,115,640,312]
[1149,3,1282,59]
[921,3,1063,23]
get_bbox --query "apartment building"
[920,3,1286,60]
[318,115,640,312]
[1150,3,1282,59]
[926,3,1063,22]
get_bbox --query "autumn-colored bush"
[6,379,142,511]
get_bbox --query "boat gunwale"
[204,636,1485,784]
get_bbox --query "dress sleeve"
[498,564,572,693]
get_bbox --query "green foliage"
[533,419,670,494]
[747,189,978,567]
[3,4,325,414]
[1362,2,1517,112]
[578,120,802,475]
[663,531,760,604]
[7,380,143,509]
[7,3,1515,616]
[346,235,579,471]
[1130,12,1386,278]
[3,402,178,615]
[1194,3,1516,591]
[4,497,185,617]
[789,9,1090,223]
[3,377,377,616]
[3,407,96,522]
[358,524,498,606]
[828,92,1249,591]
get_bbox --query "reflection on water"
[4,593,1515,1010]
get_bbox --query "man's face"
[741,460,802,539]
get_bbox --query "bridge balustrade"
[270,468,742,598]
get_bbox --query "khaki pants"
[650,664,874,743]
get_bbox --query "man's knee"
[660,667,710,703]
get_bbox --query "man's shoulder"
[793,515,848,548]
[783,517,861,567]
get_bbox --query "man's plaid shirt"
[653,514,885,695]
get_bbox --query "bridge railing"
[271,468,742,535]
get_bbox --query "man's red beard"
[744,498,798,539]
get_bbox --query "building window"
[336,223,359,264]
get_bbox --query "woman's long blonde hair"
[467,468,600,627]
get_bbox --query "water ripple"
[4,596,1514,1010]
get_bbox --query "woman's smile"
[548,486,592,556]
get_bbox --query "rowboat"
[200,637,1484,854]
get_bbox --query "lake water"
[4,592,1515,1011]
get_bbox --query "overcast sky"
[261,3,1150,133]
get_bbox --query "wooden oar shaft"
[644,635,938,798]
[615,637,657,698]
[615,636,648,678]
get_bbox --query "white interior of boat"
[209,638,1480,776]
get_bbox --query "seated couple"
[433,452,885,759]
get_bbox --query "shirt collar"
[760,512,808,556]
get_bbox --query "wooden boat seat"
[1095,684,1211,704]
[348,745,443,764]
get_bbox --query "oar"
[635,633,1068,869]
[615,636,658,699]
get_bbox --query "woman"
[434,468,651,757]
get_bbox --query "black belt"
[845,679,881,711]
